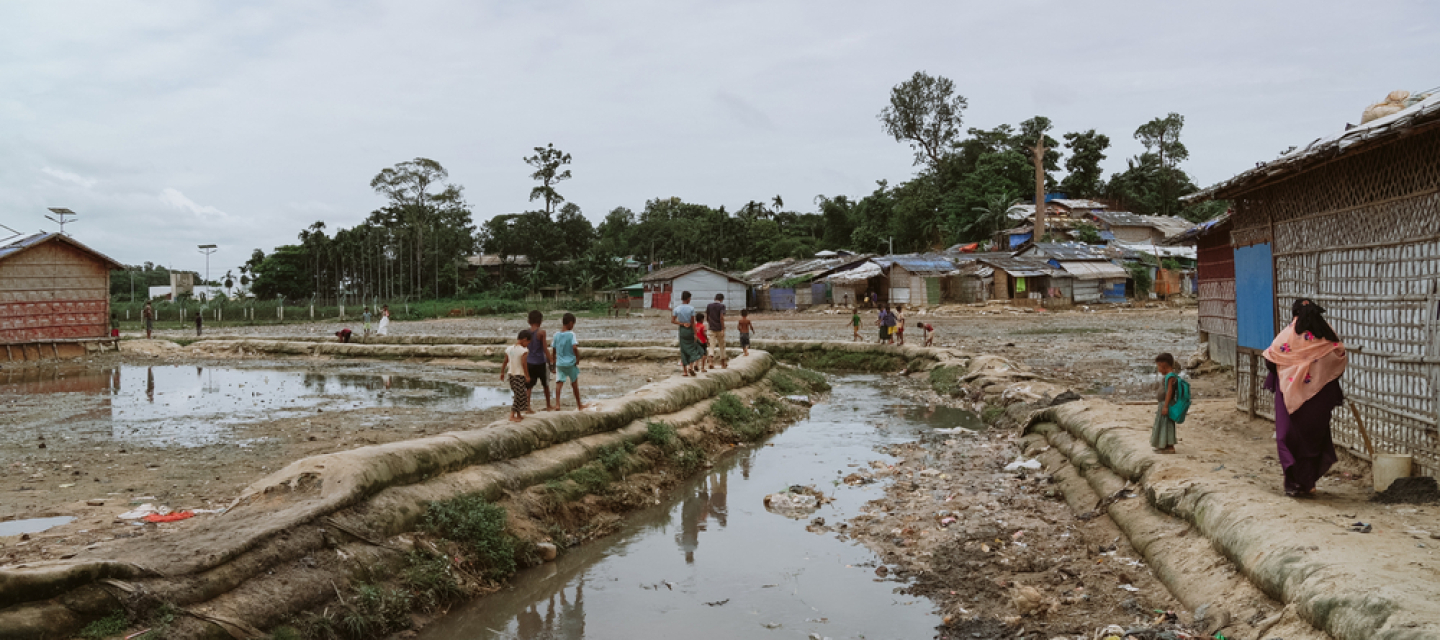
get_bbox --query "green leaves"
[879,71,969,168]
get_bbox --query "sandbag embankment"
[1027,401,1440,640]
[0,352,776,630]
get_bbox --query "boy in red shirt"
[695,322,710,372]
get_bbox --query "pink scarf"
[1262,319,1347,414]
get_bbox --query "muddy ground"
[0,352,674,566]
[147,303,1227,402]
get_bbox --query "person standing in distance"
[706,294,728,369]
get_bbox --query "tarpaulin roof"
[1057,260,1129,280]
[826,261,882,283]
[975,255,1056,278]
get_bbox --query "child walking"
[1152,353,1179,453]
[526,310,555,412]
[849,309,861,342]
[894,305,906,345]
[501,330,533,422]
[551,313,586,410]
[738,310,753,357]
[695,322,710,372]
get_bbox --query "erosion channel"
[418,374,949,640]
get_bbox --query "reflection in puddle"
[419,375,955,640]
[0,365,508,447]
[0,516,76,537]
[889,403,987,431]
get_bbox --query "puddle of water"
[418,375,958,640]
[887,403,987,431]
[0,516,76,537]
[0,365,509,447]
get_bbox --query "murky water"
[419,375,975,640]
[0,516,76,537]
[0,365,508,447]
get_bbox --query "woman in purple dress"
[1262,298,1348,498]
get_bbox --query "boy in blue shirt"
[551,313,586,410]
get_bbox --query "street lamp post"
[198,245,217,302]
[46,208,77,235]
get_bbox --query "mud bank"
[0,350,785,639]
[1026,401,1438,640]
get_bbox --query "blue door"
[1234,243,1275,349]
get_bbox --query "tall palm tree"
[965,191,1023,241]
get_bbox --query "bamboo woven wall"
[0,241,111,344]
[1227,128,1440,476]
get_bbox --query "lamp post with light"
[198,245,217,302]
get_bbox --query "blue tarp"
[1234,243,1276,349]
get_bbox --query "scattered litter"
[763,485,831,517]
[143,511,195,524]
[761,622,782,629]
[1004,458,1042,472]
[1349,521,1372,534]
[118,504,162,520]
[1118,584,1140,592]
[704,599,729,607]
[933,427,977,435]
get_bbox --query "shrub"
[982,404,1005,423]
[1126,263,1152,298]
[80,611,128,640]
[710,392,751,426]
[421,495,518,580]
[769,371,803,395]
[402,551,464,612]
[645,421,677,447]
[673,446,704,474]
[342,584,412,638]
[596,442,636,474]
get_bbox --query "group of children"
[501,311,585,422]
[851,304,934,346]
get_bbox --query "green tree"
[815,195,856,248]
[1060,130,1110,198]
[524,143,572,215]
[878,71,969,168]
[962,191,1022,242]
[1013,116,1061,190]
[1133,113,1188,216]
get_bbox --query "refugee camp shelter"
[0,232,123,361]
[638,264,748,310]
[1084,211,1191,244]
[1015,243,1128,303]
[975,255,1066,304]
[824,260,883,307]
[1191,92,1440,476]
[876,255,957,307]
[1168,214,1237,366]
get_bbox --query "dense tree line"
[235,71,1224,301]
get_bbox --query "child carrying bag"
[1165,372,1192,424]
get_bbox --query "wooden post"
[1347,402,1376,457]
[1247,352,1258,418]
[1032,138,1047,243]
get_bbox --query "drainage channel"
[417,374,976,640]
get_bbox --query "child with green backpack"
[1152,353,1192,454]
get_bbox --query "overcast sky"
[1,1,1435,274]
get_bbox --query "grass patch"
[402,551,465,613]
[711,392,783,442]
[80,610,129,639]
[596,442,637,475]
[929,365,964,396]
[420,495,518,580]
[267,627,304,640]
[771,350,907,372]
[645,421,677,447]
[787,367,831,392]
[342,584,412,638]
[982,404,1005,423]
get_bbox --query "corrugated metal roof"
[467,254,531,267]
[827,261,882,283]
[1050,199,1107,211]
[1163,212,1231,246]
[1192,92,1440,201]
[742,259,796,283]
[879,254,958,276]
[975,255,1057,278]
[1057,260,1129,280]
[1089,210,1149,226]
[639,263,748,284]
[0,232,124,269]
[1024,242,1110,261]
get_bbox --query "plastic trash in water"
[1003,458,1042,471]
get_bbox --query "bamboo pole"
[1348,402,1376,457]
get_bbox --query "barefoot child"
[501,330,533,422]
[695,322,710,372]
[551,313,586,410]
[738,310,753,356]
[922,322,935,347]
[849,308,861,342]
[1153,353,1179,453]
[894,305,906,346]
[526,310,555,412]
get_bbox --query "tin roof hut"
[0,232,123,361]
[1188,91,1440,476]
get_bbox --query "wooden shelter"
[1190,92,1440,476]
[1168,214,1238,366]
[0,232,123,361]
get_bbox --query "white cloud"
[41,166,97,189]
[159,188,228,218]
